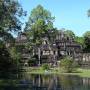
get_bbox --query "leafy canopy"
[64,30,75,38]
[75,36,84,45]
[0,0,26,42]
[24,5,55,44]
[83,31,90,38]
[0,0,25,70]
[83,31,90,52]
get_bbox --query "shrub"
[42,63,49,70]
[60,56,78,73]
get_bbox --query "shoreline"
[22,67,90,78]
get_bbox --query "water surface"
[0,72,90,90]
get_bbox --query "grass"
[74,68,90,77]
[22,67,90,78]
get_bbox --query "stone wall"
[82,53,90,66]
[83,53,90,62]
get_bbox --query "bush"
[60,56,78,73]
[42,64,49,70]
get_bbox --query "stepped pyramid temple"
[15,30,87,66]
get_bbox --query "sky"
[19,0,90,36]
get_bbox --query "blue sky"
[19,0,90,36]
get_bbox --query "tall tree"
[0,0,26,42]
[24,5,55,44]
[24,5,55,65]
[9,47,21,67]
[0,0,25,70]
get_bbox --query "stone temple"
[15,30,84,66]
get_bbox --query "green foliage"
[75,31,90,52]
[24,5,55,45]
[9,47,21,66]
[75,36,84,45]
[0,40,12,70]
[83,31,90,52]
[0,0,25,70]
[25,42,33,51]
[64,30,75,38]
[29,5,54,27]
[0,0,25,44]
[0,0,25,32]
[42,64,49,70]
[31,19,47,42]
[83,31,90,38]
[60,57,78,73]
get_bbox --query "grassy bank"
[73,68,90,77]
[23,67,90,78]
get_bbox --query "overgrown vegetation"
[60,57,78,73]
[42,64,50,70]
[0,41,12,71]
[24,5,56,51]
[0,0,25,71]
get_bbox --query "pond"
[0,72,90,90]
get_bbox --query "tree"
[0,40,12,70]
[0,0,25,70]
[9,47,21,68]
[0,0,26,42]
[83,31,90,38]
[83,31,90,52]
[24,5,55,44]
[75,36,84,45]
[64,30,75,39]
[24,5,55,66]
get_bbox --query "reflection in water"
[0,72,90,90]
